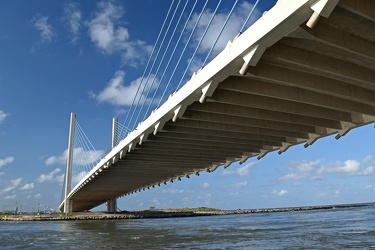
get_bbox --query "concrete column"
[64,112,75,213]
[107,117,118,213]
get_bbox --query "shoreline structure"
[1,203,373,221]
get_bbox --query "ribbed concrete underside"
[62,0,375,212]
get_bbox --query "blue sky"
[0,0,374,212]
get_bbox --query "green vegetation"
[158,207,221,212]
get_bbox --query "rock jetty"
[1,203,372,221]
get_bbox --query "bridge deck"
[60,0,375,212]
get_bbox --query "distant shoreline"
[1,202,373,221]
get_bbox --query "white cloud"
[317,192,327,198]
[86,1,151,66]
[37,168,61,183]
[360,166,374,176]
[197,193,211,200]
[4,195,16,200]
[0,110,8,123]
[34,193,43,199]
[45,147,104,166]
[1,177,22,194]
[273,189,288,196]
[0,156,14,169]
[230,192,239,196]
[318,160,373,176]
[26,194,43,199]
[151,198,160,205]
[64,2,82,43]
[294,159,321,172]
[227,181,248,188]
[279,173,309,181]
[221,162,254,177]
[10,178,21,186]
[72,147,105,166]
[162,189,185,195]
[281,157,374,183]
[71,171,88,186]
[20,183,35,190]
[90,70,159,106]
[55,173,66,184]
[201,182,210,189]
[187,2,261,57]
[33,15,54,43]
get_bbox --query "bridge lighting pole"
[107,117,118,213]
[64,112,75,213]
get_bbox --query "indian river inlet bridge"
[59,0,375,212]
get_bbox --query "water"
[1,205,375,249]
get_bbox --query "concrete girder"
[262,43,375,88]
[224,159,236,169]
[209,89,355,122]
[128,142,136,153]
[119,150,125,159]
[304,133,324,148]
[299,21,375,66]
[170,119,310,140]
[247,63,375,106]
[143,136,263,153]
[182,109,329,135]
[199,81,220,103]
[124,153,225,165]
[172,104,187,122]
[133,144,258,159]
[210,163,223,172]
[215,81,375,117]
[112,155,118,165]
[139,133,149,145]
[239,152,257,164]
[239,44,267,75]
[338,0,375,22]
[257,145,280,160]
[153,120,166,135]
[152,130,283,147]
[280,36,375,75]
[324,6,375,42]
[188,102,344,130]
[142,138,264,153]
[278,142,298,154]
[162,124,290,143]
[90,171,192,188]
[306,0,339,28]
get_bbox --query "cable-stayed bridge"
[59,0,375,212]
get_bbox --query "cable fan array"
[117,0,262,144]
[63,0,265,193]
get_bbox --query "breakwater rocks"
[0,210,222,221]
[1,203,373,221]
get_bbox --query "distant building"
[2,205,18,214]
[44,207,54,214]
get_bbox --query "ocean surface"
[1,205,375,249]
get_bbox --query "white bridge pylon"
[60,0,375,212]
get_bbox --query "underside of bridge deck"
[62,0,375,212]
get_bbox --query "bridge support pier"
[63,113,75,213]
[107,117,118,213]
[107,199,117,213]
